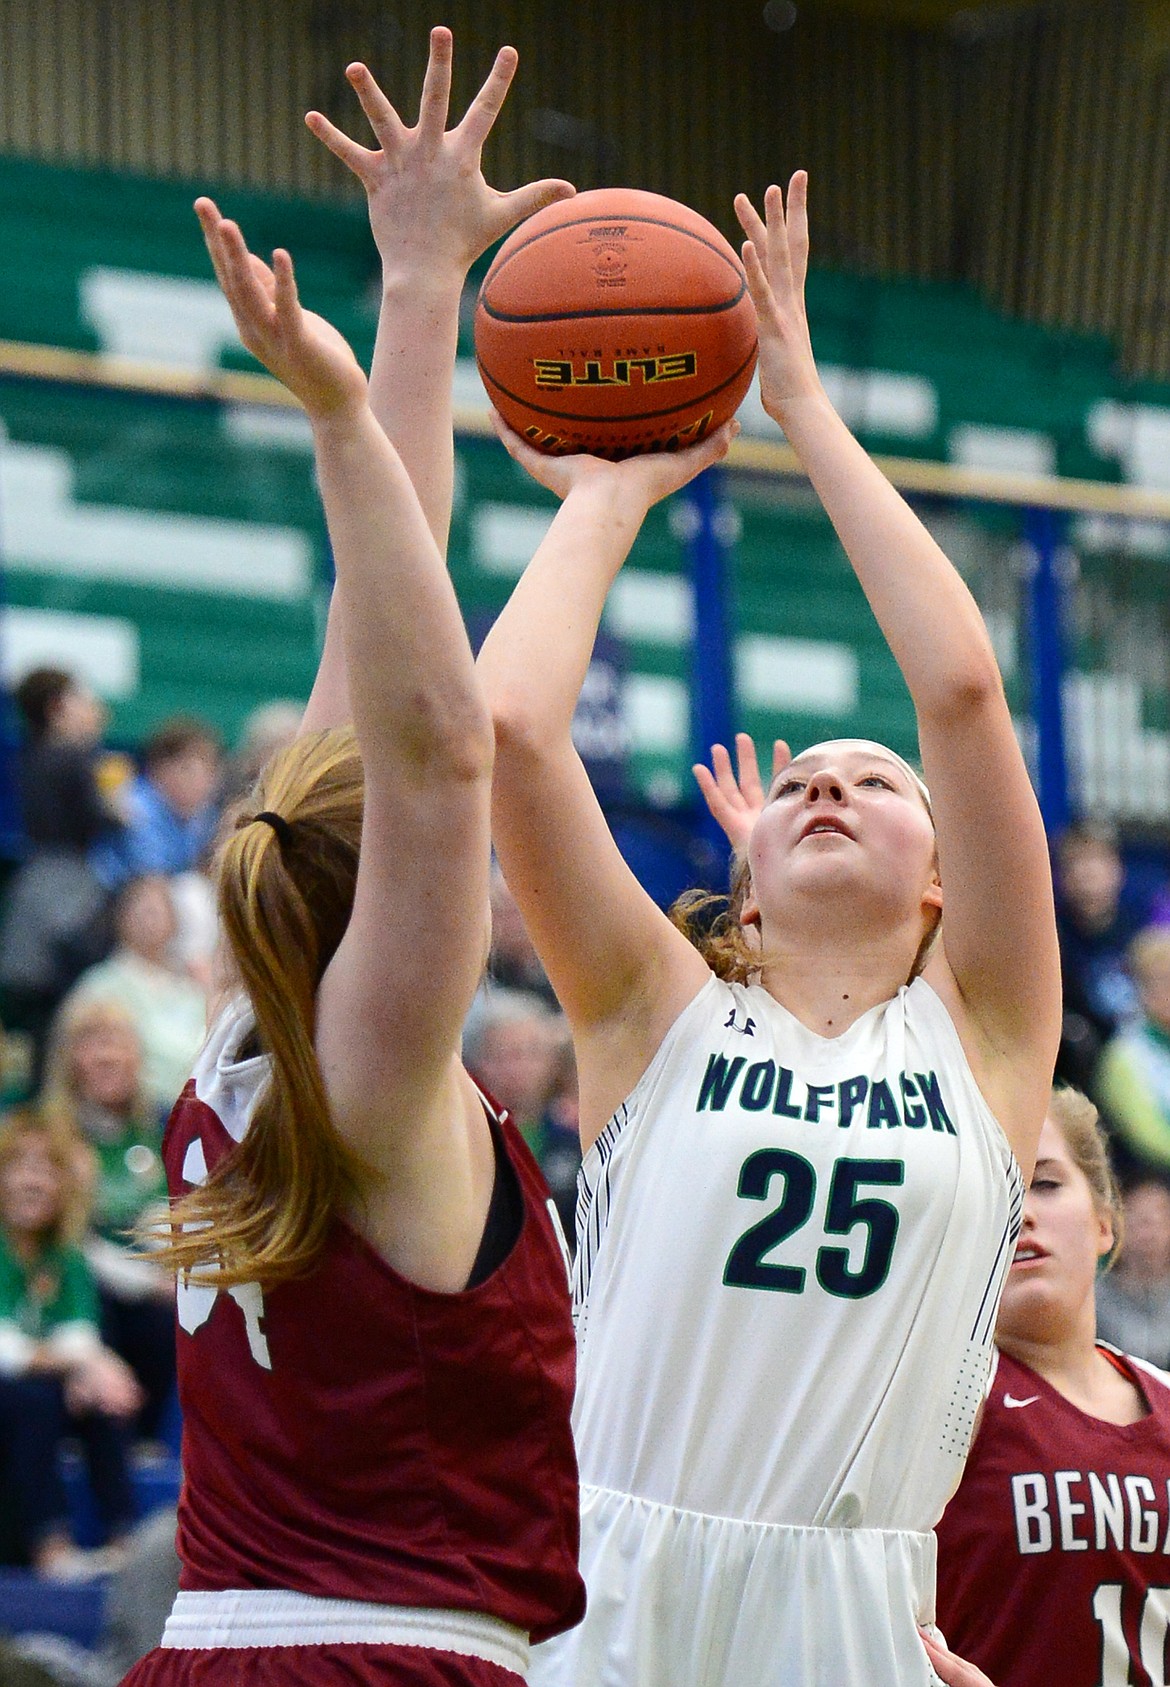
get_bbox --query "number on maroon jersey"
[1092,1582,1170,1686]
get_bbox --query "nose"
[804,769,845,804]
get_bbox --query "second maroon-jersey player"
[936,1088,1170,1687]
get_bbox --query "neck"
[6,1229,44,1267]
[1000,1297,1146,1422]
[757,922,921,1036]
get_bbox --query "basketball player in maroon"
[934,1087,1170,1687]
[122,32,583,1685]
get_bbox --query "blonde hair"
[0,1110,92,1246]
[1047,1085,1124,1267]
[40,997,148,1143]
[149,727,366,1287]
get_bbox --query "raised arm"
[197,202,493,1239]
[307,26,573,552]
[298,29,570,741]
[738,176,1060,1166]
[476,423,735,1146]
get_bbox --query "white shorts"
[529,1485,944,1687]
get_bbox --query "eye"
[858,774,894,790]
[1030,1177,1060,1192]
[771,777,806,799]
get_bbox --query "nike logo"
[1003,1394,1040,1409]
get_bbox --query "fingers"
[734,191,768,252]
[492,176,577,238]
[304,109,378,184]
[417,23,454,141]
[764,181,795,298]
[345,60,407,152]
[458,43,520,151]
[733,731,763,801]
[271,248,301,330]
[770,738,792,782]
[785,170,810,295]
[741,239,783,328]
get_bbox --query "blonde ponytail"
[150,727,365,1287]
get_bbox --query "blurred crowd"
[0,667,584,1582]
[6,669,1170,1584]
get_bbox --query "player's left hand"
[919,1627,999,1687]
[306,26,575,285]
[489,411,739,512]
[694,733,790,855]
[196,198,368,422]
[734,172,823,422]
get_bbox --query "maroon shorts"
[121,1644,526,1685]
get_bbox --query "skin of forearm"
[772,389,1001,717]
[367,269,464,555]
[312,402,488,776]
[477,481,646,738]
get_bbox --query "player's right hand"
[489,411,739,513]
[196,198,368,423]
[306,26,575,284]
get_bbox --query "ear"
[740,885,761,930]
[1096,1211,1115,1262]
[922,869,943,915]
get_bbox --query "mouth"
[1010,1244,1047,1269]
[798,815,854,843]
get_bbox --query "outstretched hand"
[734,172,822,422]
[919,1629,998,1687]
[693,733,790,854]
[490,412,739,512]
[195,198,367,421]
[307,26,575,283]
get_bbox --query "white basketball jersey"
[534,971,1024,1687]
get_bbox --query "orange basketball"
[475,188,758,460]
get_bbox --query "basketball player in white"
[475,173,1060,1685]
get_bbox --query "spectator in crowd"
[1056,822,1143,1089]
[0,669,125,1080]
[0,1113,139,1575]
[91,717,221,891]
[219,699,304,807]
[1095,1175,1170,1369]
[39,999,173,1438]
[464,991,580,1239]
[58,875,206,1111]
[1096,925,1170,1176]
[488,863,558,1007]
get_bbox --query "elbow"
[929,649,1006,724]
[408,689,495,785]
[489,685,556,762]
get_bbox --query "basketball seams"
[481,211,745,295]
[476,342,758,429]
[474,188,758,457]
[478,277,748,327]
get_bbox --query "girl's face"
[0,1137,64,1237]
[70,1024,141,1111]
[744,744,940,934]
[997,1116,1112,1345]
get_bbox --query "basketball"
[474,188,758,459]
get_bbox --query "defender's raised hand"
[693,733,791,856]
[196,198,367,422]
[306,26,575,284]
[734,173,822,422]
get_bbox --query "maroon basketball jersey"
[163,1000,584,1646]
[935,1346,1170,1687]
